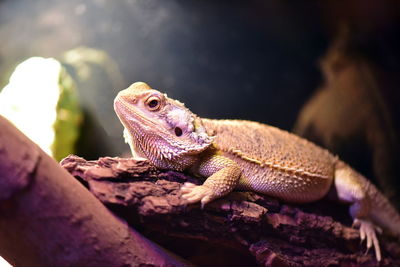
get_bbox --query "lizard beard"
[136,133,206,171]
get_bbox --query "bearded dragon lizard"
[114,82,400,261]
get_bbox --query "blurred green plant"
[0,57,82,161]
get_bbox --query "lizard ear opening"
[174,127,183,137]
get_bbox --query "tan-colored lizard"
[114,82,400,261]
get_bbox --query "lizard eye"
[145,96,161,111]
[174,127,183,137]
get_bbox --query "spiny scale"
[202,118,336,181]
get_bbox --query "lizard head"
[114,82,213,169]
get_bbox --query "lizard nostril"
[174,127,183,137]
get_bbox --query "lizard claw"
[353,219,382,262]
[180,183,214,208]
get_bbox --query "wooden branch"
[61,155,400,266]
[0,115,189,267]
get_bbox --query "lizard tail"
[335,160,400,237]
[366,179,400,237]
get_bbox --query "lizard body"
[114,82,400,261]
[201,118,335,203]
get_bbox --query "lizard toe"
[180,185,214,205]
[354,219,381,262]
[200,196,212,209]
[181,182,197,189]
[180,183,198,194]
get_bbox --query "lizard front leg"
[334,161,382,261]
[181,154,242,208]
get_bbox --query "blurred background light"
[0,57,82,161]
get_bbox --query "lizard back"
[201,119,337,202]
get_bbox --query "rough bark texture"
[61,155,400,267]
[0,115,189,267]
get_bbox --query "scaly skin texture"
[114,82,400,262]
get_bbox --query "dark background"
[0,0,331,156]
[1,2,400,265]
[0,0,399,166]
